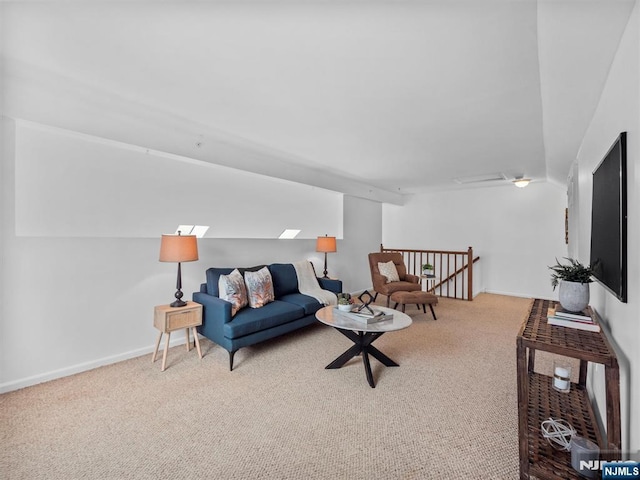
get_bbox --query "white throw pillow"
[218,269,248,317]
[378,261,400,283]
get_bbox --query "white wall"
[14,120,343,239]
[571,1,639,452]
[382,182,568,300]
[0,116,381,392]
[342,195,383,293]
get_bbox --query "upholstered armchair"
[368,252,421,307]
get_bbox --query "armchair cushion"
[377,280,421,296]
[378,261,400,283]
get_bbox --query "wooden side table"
[153,301,203,371]
[516,298,620,479]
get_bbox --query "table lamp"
[316,234,337,278]
[159,232,199,307]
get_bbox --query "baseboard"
[482,289,556,301]
[0,335,195,394]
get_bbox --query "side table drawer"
[166,309,200,330]
[154,302,203,333]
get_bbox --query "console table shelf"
[516,299,620,480]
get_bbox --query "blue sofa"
[193,263,342,370]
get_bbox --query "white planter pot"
[558,281,590,312]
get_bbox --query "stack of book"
[547,305,600,332]
[336,305,393,324]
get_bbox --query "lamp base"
[170,287,186,308]
[322,252,329,278]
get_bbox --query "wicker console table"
[516,298,620,479]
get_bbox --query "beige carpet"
[1,293,533,480]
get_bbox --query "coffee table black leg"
[362,350,375,388]
[325,329,362,369]
[325,343,362,369]
[367,345,399,367]
[326,329,399,388]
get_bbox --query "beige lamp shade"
[159,234,199,263]
[316,236,337,253]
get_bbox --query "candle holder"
[552,360,572,393]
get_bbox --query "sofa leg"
[229,350,237,371]
[429,304,437,320]
[386,296,390,307]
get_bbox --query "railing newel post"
[467,246,473,301]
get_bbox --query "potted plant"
[337,293,353,311]
[549,257,593,312]
[422,263,435,276]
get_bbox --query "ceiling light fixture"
[513,177,531,188]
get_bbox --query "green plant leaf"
[548,257,593,290]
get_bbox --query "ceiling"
[1,1,636,202]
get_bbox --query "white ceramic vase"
[558,280,590,312]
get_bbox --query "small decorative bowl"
[338,304,352,312]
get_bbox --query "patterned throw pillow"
[244,267,275,308]
[218,269,248,317]
[378,261,400,283]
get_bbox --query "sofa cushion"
[279,293,322,316]
[206,267,234,297]
[223,300,304,339]
[218,269,248,317]
[244,267,275,308]
[205,265,266,297]
[269,263,299,297]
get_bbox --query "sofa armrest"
[405,273,420,284]
[318,277,342,294]
[193,292,233,324]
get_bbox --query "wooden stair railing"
[380,245,480,301]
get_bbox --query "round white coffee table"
[315,305,412,388]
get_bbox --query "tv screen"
[590,132,627,303]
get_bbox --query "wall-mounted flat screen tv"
[590,132,627,303]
